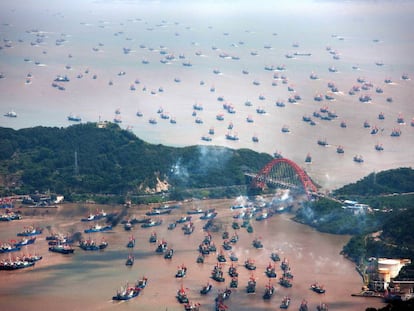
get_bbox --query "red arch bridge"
[248,157,317,196]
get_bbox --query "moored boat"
[13,236,36,247]
[317,303,329,311]
[84,224,112,233]
[67,113,81,122]
[279,277,292,288]
[0,259,35,270]
[141,219,162,228]
[244,258,256,270]
[125,254,134,266]
[112,283,140,301]
[176,284,189,303]
[280,296,291,309]
[4,110,17,118]
[299,299,309,311]
[262,280,275,299]
[17,226,43,236]
[310,282,326,294]
[0,242,21,253]
[175,264,187,278]
[200,282,212,294]
[79,237,108,250]
[246,275,256,293]
[49,244,74,254]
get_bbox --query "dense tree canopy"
[0,123,272,197]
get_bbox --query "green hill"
[0,123,272,201]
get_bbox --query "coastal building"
[376,258,412,291]
[341,200,371,214]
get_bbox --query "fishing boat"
[146,208,171,216]
[353,155,364,163]
[67,113,81,122]
[21,253,43,263]
[309,72,319,80]
[390,127,402,137]
[200,282,213,295]
[256,107,266,114]
[84,224,112,233]
[200,210,217,220]
[265,262,277,278]
[0,212,21,221]
[0,242,21,253]
[124,222,133,231]
[211,263,225,282]
[279,277,292,288]
[263,280,275,299]
[13,236,36,247]
[317,138,328,147]
[176,216,192,224]
[79,237,108,251]
[125,254,134,266]
[216,288,231,302]
[281,258,290,271]
[149,232,157,243]
[280,296,291,309]
[112,283,140,301]
[230,233,239,244]
[244,258,256,270]
[246,275,256,293]
[184,301,201,311]
[49,244,74,254]
[0,259,35,270]
[371,126,379,134]
[141,219,162,228]
[225,132,239,141]
[252,237,263,249]
[164,248,174,259]
[183,222,195,235]
[126,236,135,248]
[228,263,239,277]
[54,75,69,82]
[176,284,189,303]
[299,300,309,311]
[175,264,187,278]
[187,207,204,215]
[270,252,281,262]
[196,254,204,263]
[229,252,238,262]
[155,239,168,253]
[81,210,108,222]
[310,282,326,294]
[201,135,212,142]
[17,226,43,236]
[136,276,148,289]
[4,109,17,117]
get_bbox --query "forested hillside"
[0,123,272,198]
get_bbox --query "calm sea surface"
[0,0,413,190]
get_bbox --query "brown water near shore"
[0,200,385,311]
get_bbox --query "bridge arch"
[250,158,317,195]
